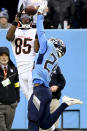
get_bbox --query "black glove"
[52,90,61,100]
[17,4,24,18]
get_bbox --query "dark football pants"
[28,86,68,131]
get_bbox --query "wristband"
[12,21,18,27]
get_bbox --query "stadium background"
[0,0,18,23]
[0,29,87,130]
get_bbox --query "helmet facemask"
[48,38,66,58]
[18,13,32,29]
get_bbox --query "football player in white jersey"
[6,12,37,100]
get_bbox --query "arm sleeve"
[37,15,47,54]
[49,65,66,99]
[49,65,66,91]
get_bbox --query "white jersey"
[11,28,36,74]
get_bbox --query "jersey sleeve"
[37,15,47,54]
[49,65,66,90]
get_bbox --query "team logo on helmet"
[48,37,66,58]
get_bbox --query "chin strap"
[18,21,32,29]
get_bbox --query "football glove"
[38,1,48,15]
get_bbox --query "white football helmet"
[48,38,66,58]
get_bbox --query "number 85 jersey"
[11,28,36,74]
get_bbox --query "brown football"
[25,5,37,15]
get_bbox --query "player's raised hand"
[14,15,20,23]
[37,1,48,15]
[17,4,24,18]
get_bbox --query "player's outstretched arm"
[6,4,23,41]
[37,1,48,54]
[6,15,19,41]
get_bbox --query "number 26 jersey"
[32,41,58,88]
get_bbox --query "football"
[25,5,37,15]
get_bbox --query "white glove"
[38,0,48,15]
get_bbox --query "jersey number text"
[15,38,32,55]
[44,53,57,72]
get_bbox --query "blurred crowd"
[0,8,11,29]
[0,0,87,29]
[44,0,87,29]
